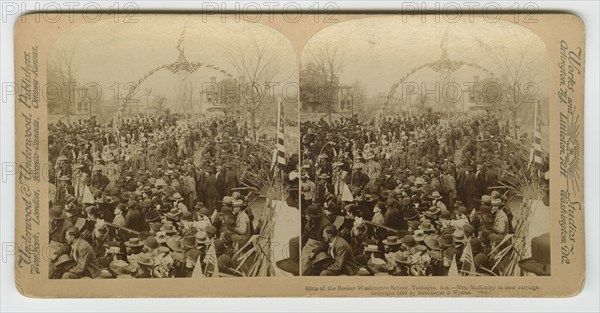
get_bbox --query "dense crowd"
[300,112,548,276]
[48,113,296,279]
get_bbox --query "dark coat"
[323,237,360,275]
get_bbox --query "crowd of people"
[300,111,548,276]
[48,113,296,279]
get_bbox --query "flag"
[82,185,95,204]
[460,241,476,275]
[529,99,544,168]
[203,242,219,277]
[340,183,354,202]
[275,99,286,169]
[448,257,459,276]
[191,255,205,278]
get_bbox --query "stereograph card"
[13,11,585,297]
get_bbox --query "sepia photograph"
[9,9,589,300]
[299,17,550,277]
[45,16,300,279]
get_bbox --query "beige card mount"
[13,12,585,297]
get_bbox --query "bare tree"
[309,41,344,122]
[225,36,286,142]
[51,44,80,122]
[476,39,543,137]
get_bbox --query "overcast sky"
[49,15,298,103]
[50,15,548,105]
[302,16,549,98]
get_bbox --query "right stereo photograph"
[299,16,550,277]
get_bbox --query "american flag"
[430,54,460,73]
[529,99,544,168]
[460,240,476,275]
[272,99,286,171]
[203,242,219,277]
[167,56,200,74]
[167,27,200,74]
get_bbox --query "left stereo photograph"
[40,15,300,280]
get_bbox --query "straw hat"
[363,244,381,253]
[382,235,402,246]
[166,236,184,252]
[124,237,144,248]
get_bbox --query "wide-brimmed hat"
[439,211,452,220]
[423,206,441,218]
[50,206,64,220]
[182,248,200,265]
[165,207,183,219]
[452,229,467,243]
[144,236,159,251]
[180,235,197,249]
[413,230,426,242]
[166,236,183,252]
[318,173,330,179]
[305,204,322,217]
[391,251,412,265]
[363,244,380,253]
[180,211,193,221]
[438,232,454,247]
[430,191,442,199]
[160,223,178,235]
[53,254,75,267]
[311,252,333,267]
[382,235,402,246]
[518,233,551,276]
[275,237,300,276]
[400,235,416,247]
[58,175,70,181]
[124,237,144,248]
[424,235,441,250]
[155,231,168,244]
[170,193,183,201]
[480,195,492,204]
[154,178,167,187]
[221,196,234,205]
[149,222,163,233]
[418,220,436,233]
[195,231,209,245]
[137,253,155,266]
